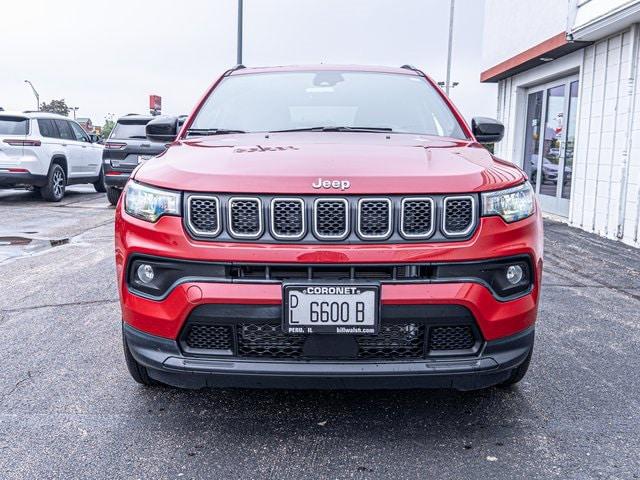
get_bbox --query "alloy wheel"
[53,169,65,198]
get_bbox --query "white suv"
[0,111,104,201]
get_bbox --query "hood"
[134,132,524,194]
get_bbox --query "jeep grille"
[184,194,477,243]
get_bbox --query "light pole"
[71,107,79,120]
[24,80,40,111]
[445,0,455,96]
[237,0,243,65]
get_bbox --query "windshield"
[111,121,148,139]
[189,71,467,138]
[0,116,29,135]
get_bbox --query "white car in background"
[0,111,104,201]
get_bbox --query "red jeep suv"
[115,65,542,390]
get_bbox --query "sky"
[0,0,496,126]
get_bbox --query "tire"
[93,167,106,193]
[499,345,533,387]
[122,327,156,386]
[40,163,66,202]
[107,186,121,206]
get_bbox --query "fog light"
[136,264,155,284]
[506,265,524,285]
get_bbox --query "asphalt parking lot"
[0,187,639,479]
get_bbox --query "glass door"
[522,75,579,217]
[523,91,543,190]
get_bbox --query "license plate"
[137,155,153,164]
[283,284,379,334]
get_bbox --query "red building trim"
[481,32,588,83]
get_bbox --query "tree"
[40,99,70,116]
[102,118,115,139]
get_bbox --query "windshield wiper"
[187,128,246,136]
[269,126,393,133]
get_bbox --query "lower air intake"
[428,325,475,351]
[180,322,480,359]
[238,323,306,358]
[184,324,233,351]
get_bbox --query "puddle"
[0,237,33,246]
[0,236,70,262]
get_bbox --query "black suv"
[102,115,167,205]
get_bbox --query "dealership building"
[482,0,640,248]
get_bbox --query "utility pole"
[24,80,40,111]
[445,0,455,96]
[71,107,79,120]
[237,0,243,65]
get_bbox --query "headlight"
[481,182,534,223]
[124,182,181,222]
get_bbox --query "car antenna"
[223,64,247,77]
[400,64,426,77]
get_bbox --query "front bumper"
[116,212,542,342]
[125,322,534,390]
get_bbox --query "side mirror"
[471,117,504,144]
[146,116,179,142]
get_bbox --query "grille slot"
[357,198,392,239]
[187,196,221,236]
[271,198,305,239]
[443,196,474,236]
[428,325,476,351]
[228,197,263,238]
[184,324,233,351]
[313,198,349,240]
[401,198,434,238]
